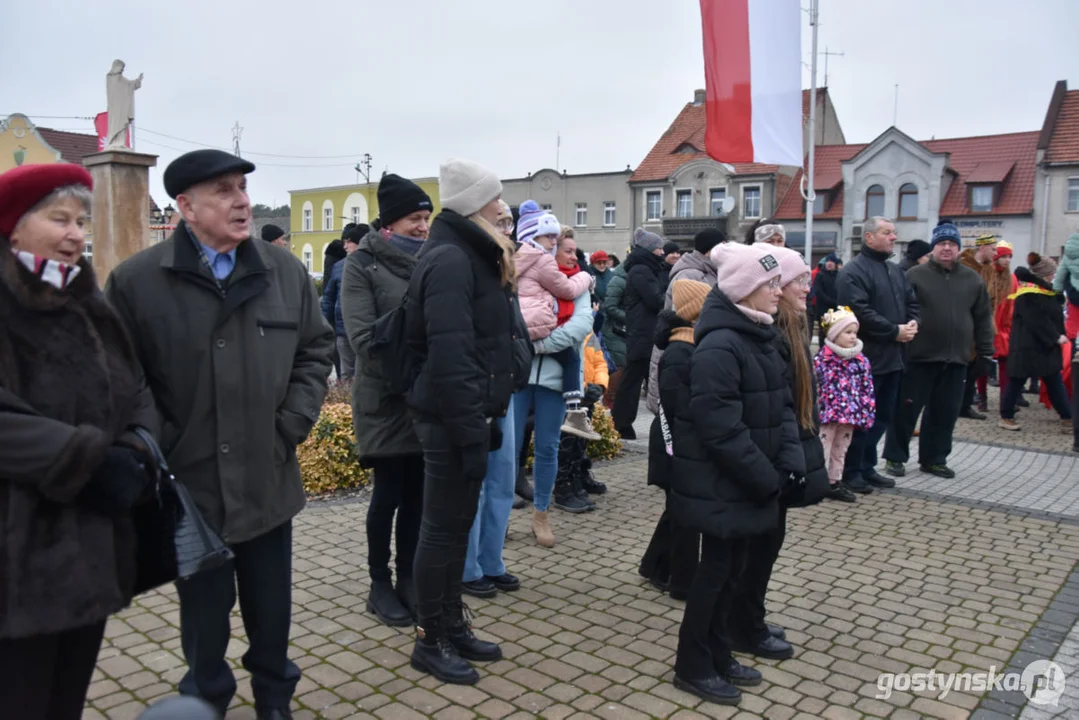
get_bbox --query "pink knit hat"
[821,306,859,342]
[710,243,782,303]
[770,246,811,287]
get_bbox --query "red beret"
[0,164,93,236]
[590,250,609,262]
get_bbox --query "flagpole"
[802,0,819,264]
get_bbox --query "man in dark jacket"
[321,225,365,380]
[810,254,839,343]
[835,217,920,494]
[106,149,334,719]
[611,228,667,437]
[883,222,993,479]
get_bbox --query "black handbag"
[130,427,234,594]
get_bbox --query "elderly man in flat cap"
[105,149,334,720]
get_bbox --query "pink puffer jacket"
[515,243,592,340]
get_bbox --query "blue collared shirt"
[189,230,237,280]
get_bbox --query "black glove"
[489,421,504,453]
[974,356,993,378]
[583,383,606,404]
[78,445,154,516]
[461,443,489,483]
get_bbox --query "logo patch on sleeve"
[759,254,779,271]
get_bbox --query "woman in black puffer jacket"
[405,159,517,686]
[666,243,804,708]
[728,247,833,666]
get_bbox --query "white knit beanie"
[534,213,561,239]
[439,158,503,217]
[710,243,782,303]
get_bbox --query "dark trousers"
[843,370,902,479]
[1001,374,1072,420]
[730,506,787,644]
[675,536,748,679]
[639,490,700,594]
[961,361,979,409]
[1073,353,1079,447]
[366,454,425,583]
[413,422,484,632]
[0,621,105,720]
[884,362,967,467]
[177,521,299,714]
[611,357,649,430]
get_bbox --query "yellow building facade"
[289,177,440,275]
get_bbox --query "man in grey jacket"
[106,149,334,720]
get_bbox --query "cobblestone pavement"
[85,440,1079,719]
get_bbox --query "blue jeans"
[513,385,565,512]
[463,399,517,582]
[551,346,582,395]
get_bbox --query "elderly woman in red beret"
[0,164,159,718]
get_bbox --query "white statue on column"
[105,59,142,149]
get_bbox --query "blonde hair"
[777,297,814,431]
[469,212,517,291]
[559,225,575,240]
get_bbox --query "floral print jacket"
[813,341,876,428]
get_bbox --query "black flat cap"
[261,224,286,242]
[164,149,256,198]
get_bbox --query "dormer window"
[970,185,995,213]
[675,143,700,154]
[812,192,828,214]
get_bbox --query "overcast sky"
[3,0,1077,210]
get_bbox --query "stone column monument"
[83,59,157,282]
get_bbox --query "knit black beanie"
[694,228,726,255]
[378,174,433,228]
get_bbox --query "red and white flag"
[699,0,803,166]
[94,112,130,150]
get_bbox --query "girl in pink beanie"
[813,307,875,496]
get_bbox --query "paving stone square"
[84,430,1079,719]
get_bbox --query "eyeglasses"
[766,278,781,290]
[794,275,812,288]
[496,219,514,232]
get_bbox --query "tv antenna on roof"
[354,153,372,184]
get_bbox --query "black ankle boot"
[444,602,502,662]
[571,473,596,509]
[514,470,534,502]
[581,468,607,495]
[554,476,592,513]
[396,574,416,617]
[410,628,479,685]
[366,579,412,627]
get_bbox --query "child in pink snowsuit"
[515,202,596,438]
[813,306,875,489]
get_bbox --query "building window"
[646,191,662,221]
[351,206,362,225]
[84,241,93,263]
[1068,178,1079,212]
[812,193,827,215]
[865,184,885,218]
[710,188,727,216]
[971,185,994,213]
[898,183,918,219]
[676,190,693,218]
[603,202,616,227]
[743,187,761,219]
[302,202,313,232]
[322,200,335,231]
[541,203,553,211]
[575,203,587,227]
[302,244,313,272]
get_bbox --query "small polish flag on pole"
[699,0,802,166]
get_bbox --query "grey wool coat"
[105,222,334,546]
[340,230,422,461]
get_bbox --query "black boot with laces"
[444,602,502,662]
[410,625,479,685]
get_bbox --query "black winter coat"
[624,247,667,362]
[771,330,829,509]
[1008,268,1066,380]
[836,247,920,375]
[647,310,683,490]
[406,210,516,447]
[811,268,839,315]
[665,289,804,540]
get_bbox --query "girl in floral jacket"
[813,307,875,489]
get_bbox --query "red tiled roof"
[631,90,818,183]
[36,127,99,165]
[1046,89,1079,163]
[774,132,1038,220]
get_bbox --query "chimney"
[693,89,706,105]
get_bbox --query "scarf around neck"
[11,248,82,291]
[825,338,864,359]
[737,303,775,325]
[388,233,425,257]
[669,326,695,344]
